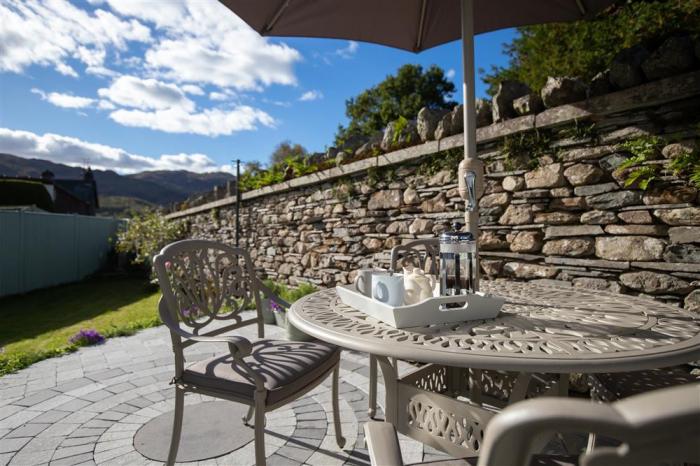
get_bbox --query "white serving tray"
[336,284,504,329]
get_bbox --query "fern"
[616,135,665,190]
[624,166,658,190]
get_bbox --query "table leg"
[368,355,377,419]
[375,356,398,424]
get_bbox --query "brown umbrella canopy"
[220,0,617,52]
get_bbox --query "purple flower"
[69,329,105,346]
[270,300,284,313]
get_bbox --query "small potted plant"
[270,300,287,328]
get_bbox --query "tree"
[335,64,456,146]
[269,140,308,165]
[483,0,700,95]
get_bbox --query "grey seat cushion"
[183,339,339,405]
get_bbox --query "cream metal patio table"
[289,279,700,458]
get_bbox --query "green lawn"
[0,277,161,376]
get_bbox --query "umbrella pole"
[458,0,483,290]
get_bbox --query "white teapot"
[403,267,437,305]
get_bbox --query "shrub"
[115,210,186,275]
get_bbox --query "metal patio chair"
[154,239,345,466]
[364,382,700,466]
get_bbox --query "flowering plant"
[269,300,285,313]
[69,329,105,346]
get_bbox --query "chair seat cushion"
[182,339,339,405]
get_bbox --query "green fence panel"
[0,211,123,297]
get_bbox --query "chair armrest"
[364,421,404,466]
[255,278,291,309]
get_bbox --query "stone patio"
[0,317,445,466]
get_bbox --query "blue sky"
[0,0,515,174]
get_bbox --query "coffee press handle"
[464,170,477,212]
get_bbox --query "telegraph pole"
[235,159,241,247]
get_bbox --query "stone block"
[586,190,642,210]
[386,221,409,235]
[409,218,434,235]
[403,187,420,205]
[416,106,449,142]
[524,163,565,189]
[559,145,617,162]
[510,231,544,253]
[610,45,649,89]
[504,262,559,279]
[479,192,510,208]
[663,244,700,263]
[580,210,617,225]
[545,225,604,239]
[669,226,700,244]
[479,231,509,251]
[619,271,691,295]
[492,80,531,122]
[480,259,504,277]
[502,175,525,192]
[534,211,579,225]
[685,290,700,313]
[367,190,401,210]
[542,237,595,257]
[595,236,666,261]
[642,186,697,205]
[549,197,586,211]
[499,205,534,225]
[604,224,667,236]
[549,187,572,198]
[641,35,696,81]
[540,76,587,108]
[618,210,652,224]
[654,207,700,225]
[420,192,446,213]
[563,163,604,186]
[513,93,544,115]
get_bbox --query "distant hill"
[0,153,234,213]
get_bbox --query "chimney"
[83,167,94,182]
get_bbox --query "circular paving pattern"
[133,401,253,462]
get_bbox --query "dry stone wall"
[172,70,700,311]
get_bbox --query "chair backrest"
[153,239,264,344]
[477,382,700,466]
[390,238,439,275]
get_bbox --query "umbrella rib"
[575,0,587,15]
[414,0,428,52]
[263,0,291,34]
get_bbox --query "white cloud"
[336,41,359,59]
[0,0,151,74]
[98,75,195,111]
[109,106,275,137]
[209,91,229,102]
[118,0,302,91]
[299,90,323,102]
[31,88,95,109]
[0,127,225,174]
[85,65,120,78]
[446,68,456,79]
[55,63,79,78]
[182,84,204,96]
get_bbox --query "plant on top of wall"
[501,128,552,170]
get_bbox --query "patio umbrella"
[220,0,616,289]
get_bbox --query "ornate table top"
[289,280,700,373]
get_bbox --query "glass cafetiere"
[439,222,477,304]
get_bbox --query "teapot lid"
[440,222,474,243]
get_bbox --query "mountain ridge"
[0,153,233,208]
